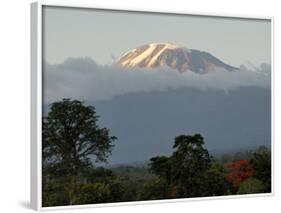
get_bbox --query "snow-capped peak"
[117,43,238,73]
[150,42,180,49]
[118,43,183,67]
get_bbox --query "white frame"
[31,1,274,211]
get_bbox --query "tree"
[149,156,171,180]
[237,178,264,194]
[42,167,69,207]
[77,182,111,204]
[170,134,212,197]
[149,156,172,197]
[42,99,117,205]
[82,166,125,203]
[149,134,213,198]
[251,146,271,192]
[203,162,230,196]
[76,167,125,204]
[225,159,254,192]
[148,134,228,198]
[139,177,167,200]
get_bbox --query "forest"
[42,99,271,207]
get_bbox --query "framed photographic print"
[31,1,273,210]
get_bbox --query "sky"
[42,6,271,67]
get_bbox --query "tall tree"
[149,156,171,197]
[42,99,116,205]
[170,134,212,197]
[250,146,271,192]
[149,134,214,198]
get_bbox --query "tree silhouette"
[149,134,213,198]
[251,146,271,192]
[170,134,212,197]
[149,156,171,197]
[42,99,117,205]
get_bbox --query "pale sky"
[42,6,271,67]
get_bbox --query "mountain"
[117,43,238,74]
[91,86,270,164]
[43,86,271,164]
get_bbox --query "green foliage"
[139,177,167,200]
[43,99,116,166]
[148,134,229,198]
[107,177,126,201]
[237,178,265,194]
[84,166,115,183]
[42,174,69,207]
[82,166,126,202]
[250,146,271,192]
[77,182,111,204]
[149,156,172,197]
[170,134,212,197]
[203,162,230,196]
[149,156,171,180]
[171,134,211,176]
[42,99,117,205]
[111,165,156,201]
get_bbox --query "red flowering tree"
[225,160,254,188]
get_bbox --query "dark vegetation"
[42,99,271,207]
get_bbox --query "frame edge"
[35,2,274,211]
[31,1,41,211]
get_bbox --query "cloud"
[43,57,271,104]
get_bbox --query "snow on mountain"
[117,43,238,74]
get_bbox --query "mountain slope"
[91,86,271,164]
[117,43,238,74]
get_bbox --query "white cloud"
[43,57,271,104]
